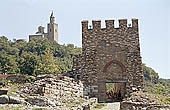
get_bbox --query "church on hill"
[29,12,58,43]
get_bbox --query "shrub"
[26,76,36,83]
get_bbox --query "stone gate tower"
[79,19,144,102]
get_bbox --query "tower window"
[50,29,51,32]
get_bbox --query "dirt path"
[100,102,120,110]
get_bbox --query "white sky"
[0,0,169,78]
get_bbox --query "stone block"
[0,89,8,95]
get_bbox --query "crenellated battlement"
[82,19,138,30]
[81,18,143,103]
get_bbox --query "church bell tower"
[47,12,58,43]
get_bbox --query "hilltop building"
[29,12,58,43]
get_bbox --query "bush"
[0,78,10,87]
[26,76,36,83]
[164,97,170,105]
[92,103,107,109]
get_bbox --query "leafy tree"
[55,57,73,73]
[143,64,159,84]
[19,52,40,75]
[11,39,27,56]
[143,64,170,95]
[0,36,10,52]
[0,37,82,75]
[26,38,51,56]
[0,51,19,74]
[35,49,61,75]
[0,36,18,56]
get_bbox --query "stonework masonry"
[20,75,84,100]
[73,19,144,102]
[17,75,97,110]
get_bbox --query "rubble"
[120,92,170,110]
[0,74,97,109]
[0,95,25,104]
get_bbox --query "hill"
[143,64,170,95]
[0,36,81,75]
[0,36,169,89]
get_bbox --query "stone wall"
[120,92,170,110]
[73,19,144,102]
[20,75,83,102]
[43,75,84,99]
[0,74,26,83]
[18,75,99,110]
[6,75,26,83]
[0,74,97,110]
[120,101,170,110]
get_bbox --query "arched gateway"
[73,19,144,102]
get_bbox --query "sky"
[0,0,169,78]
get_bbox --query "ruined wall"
[44,75,83,99]
[120,102,170,110]
[18,75,97,110]
[79,19,144,102]
[20,75,84,101]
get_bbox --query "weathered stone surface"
[19,75,83,100]
[26,96,59,107]
[71,19,144,102]
[120,101,170,110]
[83,105,90,110]
[8,96,24,104]
[0,95,24,104]
[0,95,9,104]
[18,74,89,109]
[0,89,8,95]
[120,93,170,110]
[7,75,26,83]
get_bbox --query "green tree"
[0,36,19,56]
[0,51,19,74]
[0,36,83,75]
[0,36,10,52]
[143,64,159,84]
[35,49,61,75]
[11,39,27,56]
[19,52,40,75]
[26,38,51,55]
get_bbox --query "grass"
[0,78,24,97]
[32,108,46,110]
[78,97,85,104]
[65,97,86,108]
[91,103,107,110]
[65,102,78,107]
[7,83,22,96]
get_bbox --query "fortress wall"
[79,19,144,101]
